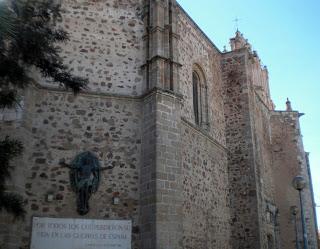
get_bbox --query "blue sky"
[177,0,320,228]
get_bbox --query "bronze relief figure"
[69,151,100,215]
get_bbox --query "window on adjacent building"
[192,65,209,130]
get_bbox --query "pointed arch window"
[193,71,200,125]
[192,65,209,130]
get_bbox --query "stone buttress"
[140,1,183,249]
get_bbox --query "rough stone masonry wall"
[271,112,318,249]
[222,50,261,249]
[176,7,231,248]
[0,86,143,249]
[0,1,148,248]
[250,90,277,248]
[246,55,279,248]
[247,54,273,109]
[181,121,231,249]
[42,0,145,96]
[177,8,226,145]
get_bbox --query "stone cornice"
[31,81,184,102]
[181,117,228,153]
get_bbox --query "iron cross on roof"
[233,17,241,31]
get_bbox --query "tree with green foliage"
[0,136,24,217]
[0,0,88,218]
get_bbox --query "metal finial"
[233,17,241,32]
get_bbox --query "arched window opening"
[192,65,209,130]
[193,71,200,125]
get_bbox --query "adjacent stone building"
[0,0,318,248]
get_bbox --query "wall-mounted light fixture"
[292,175,308,249]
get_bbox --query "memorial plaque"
[30,217,132,249]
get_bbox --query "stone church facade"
[0,0,318,249]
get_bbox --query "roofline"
[176,1,222,54]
